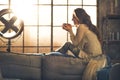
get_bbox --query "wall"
[98,0,120,30]
[98,0,120,61]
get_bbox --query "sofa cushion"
[42,55,88,80]
[0,52,43,80]
[1,64,41,80]
[0,52,43,68]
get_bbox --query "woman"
[56,8,102,59]
[55,8,107,80]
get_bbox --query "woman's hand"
[79,50,88,58]
[62,23,72,32]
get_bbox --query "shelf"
[103,40,120,45]
[106,15,120,19]
[111,60,120,64]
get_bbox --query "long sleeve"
[69,24,87,46]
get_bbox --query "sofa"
[0,51,107,80]
[109,63,120,80]
[0,51,89,80]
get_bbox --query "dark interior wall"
[98,0,120,31]
[98,0,120,61]
[98,0,107,40]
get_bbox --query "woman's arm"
[69,24,87,46]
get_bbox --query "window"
[0,0,97,53]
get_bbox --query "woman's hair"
[74,8,102,44]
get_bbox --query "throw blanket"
[82,54,107,80]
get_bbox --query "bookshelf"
[102,15,120,62]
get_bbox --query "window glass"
[12,35,23,46]
[11,0,37,4]
[39,47,50,53]
[0,48,7,52]
[53,27,68,46]
[83,0,96,5]
[53,6,67,25]
[0,6,9,11]
[0,40,6,46]
[0,0,8,4]
[39,6,51,25]
[12,48,23,53]
[11,5,38,25]
[68,0,82,5]
[53,0,67,4]
[39,26,51,46]
[39,0,51,4]
[24,48,37,53]
[24,27,37,46]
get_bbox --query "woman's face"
[72,14,79,25]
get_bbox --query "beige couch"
[0,51,107,80]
